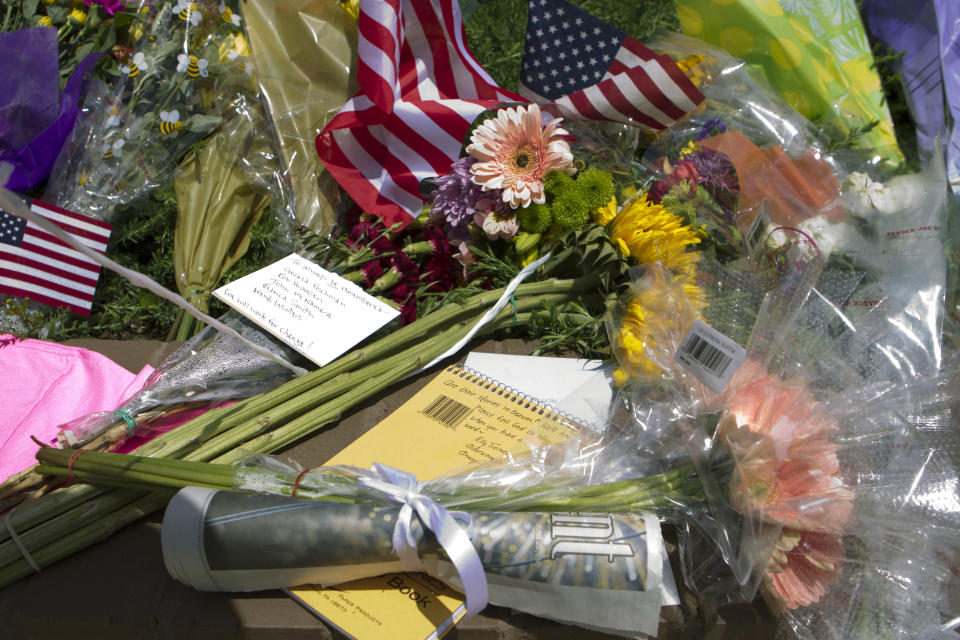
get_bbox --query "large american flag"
[316,0,525,228]
[317,0,703,226]
[0,200,111,316]
[520,0,703,130]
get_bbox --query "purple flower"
[689,147,739,195]
[430,156,505,230]
[696,118,726,141]
[361,260,384,288]
[85,0,127,16]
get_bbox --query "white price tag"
[674,320,746,393]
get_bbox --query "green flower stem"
[0,487,139,573]
[35,448,235,489]
[34,447,700,515]
[436,467,701,513]
[0,491,171,589]
[1,3,17,32]
[183,317,482,463]
[15,437,707,586]
[182,292,576,464]
[130,276,596,462]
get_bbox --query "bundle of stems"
[32,445,705,517]
[0,274,605,588]
[0,274,591,506]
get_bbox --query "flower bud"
[512,231,541,255]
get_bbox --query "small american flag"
[0,200,111,316]
[316,0,525,228]
[519,0,703,130]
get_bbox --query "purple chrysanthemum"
[689,147,739,196]
[430,157,505,229]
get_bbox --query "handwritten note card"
[212,254,399,366]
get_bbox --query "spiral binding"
[444,364,591,428]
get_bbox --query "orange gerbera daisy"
[466,103,575,209]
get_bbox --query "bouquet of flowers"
[605,248,960,635]
[42,0,256,222]
[635,34,854,279]
[608,33,951,402]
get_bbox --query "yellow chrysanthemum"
[679,140,700,159]
[609,196,702,274]
[68,8,87,24]
[612,269,707,385]
[36,15,53,26]
[676,53,710,87]
[591,196,618,225]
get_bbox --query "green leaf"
[94,17,118,51]
[137,290,160,309]
[73,41,95,63]
[46,4,68,22]
[21,0,39,20]
[112,11,136,29]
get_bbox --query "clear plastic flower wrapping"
[55,311,307,450]
[43,0,260,223]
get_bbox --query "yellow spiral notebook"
[287,363,586,640]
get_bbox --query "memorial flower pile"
[1,1,959,639]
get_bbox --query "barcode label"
[420,394,473,428]
[675,320,746,393]
[744,209,770,257]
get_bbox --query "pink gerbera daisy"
[763,528,844,610]
[466,103,575,209]
[726,427,854,532]
[719,359,854,533]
